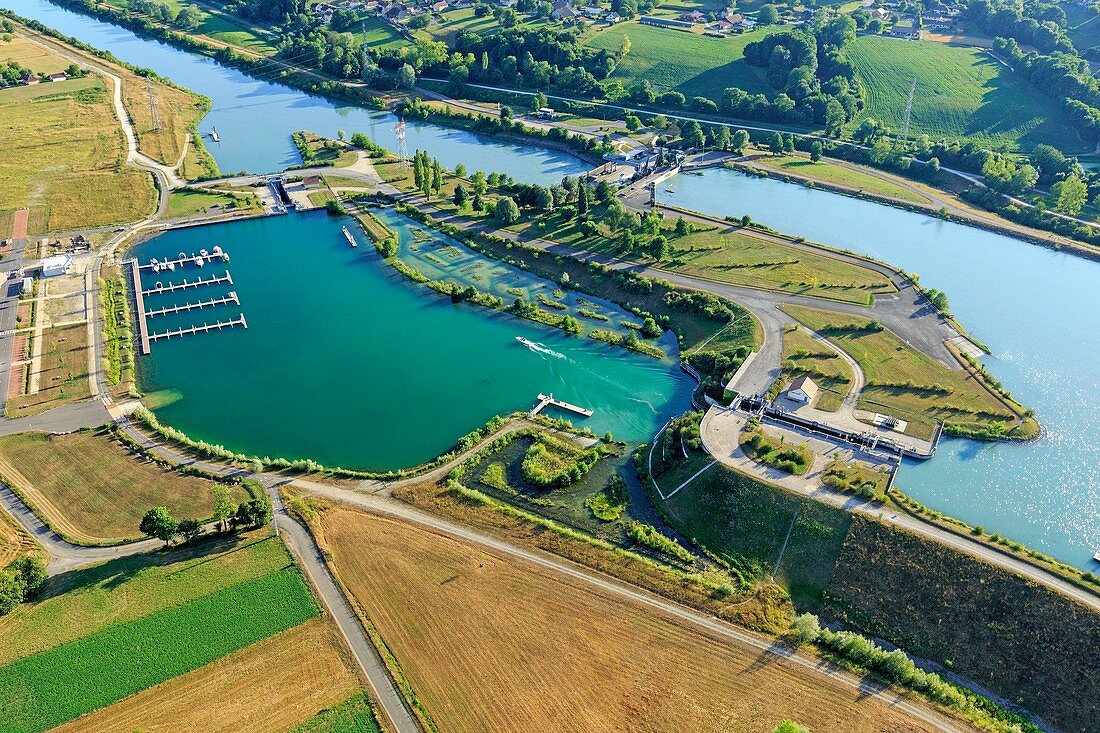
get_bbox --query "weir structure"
[126,251,246,355]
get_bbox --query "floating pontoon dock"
[530,393,594,418]
[142,272,233,296]
[148,315,248,344]
[144,292,240,318]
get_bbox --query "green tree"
[211,485,236,533]
[0,570,24,615]
[471,192,484,212]
[454,184,469,208]
[649,235,670,260]
[713,125,731,151]
[534,186,554,212]
[470,170,487,195]
[731,128,750,154]
[8,556,46,602]
[174,4,202,29]
[494,196,521,224]
[640,317,661,338]
[673,216,693,236]
[809,140,823,162]
[792,612,820,645]
[773,721,810,733]
[1051,174,1088,215]
[178,518,203,542]
[783,135,795,154]
[140,506,178,547]
[396,63,416,89]
[531,91,548,112]
[681,120,704,149]
[499,104,513,119]
[624,114,641,132]
[454,163,467,178]
[824,98,845,137]
[758,3,779,24]
[768,132,784,155]
[431,159,443,196]
[619,33,631,58]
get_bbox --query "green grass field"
[585,22,774,102]
[663,460,851,608]
[166,188,258,218]
[101,0,275,53]
[292,693,383,733]
[780,325,852,411]
[0,566,316,733]
[849,35,1087,153]
[413,8,548,45]
[0,535,290,666]
[780,304,1027,438]
[748,154,932,205]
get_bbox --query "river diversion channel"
[6,0,1098,568]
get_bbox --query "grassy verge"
[780,304,1037,441]
[739,153,933,205]
[5,323,91,419]
[739,428,813,475]
[291,693,382,733]
[0,566,316,733]
[166,187,260,218]
[292,130,358,168]
[99,275,134,390]
[780,325,852,411]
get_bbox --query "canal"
[6,0,1097,567]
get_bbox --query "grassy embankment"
[738,151,936,206]
[292,130,359,168]
[0,533,377,733]
[307,499,953,733]
[848,35,1086,153]
[0,429,249,543]
[780,325,853,411]
[165,187,261,218]
[584,21,774,103]
[780,304,1037,440]
[5,323,91,419]
[658,454,1097,733]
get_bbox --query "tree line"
[138,484,272,547]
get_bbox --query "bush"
[520,434,600,488]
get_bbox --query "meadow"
[585,22,773,102]
[318,502,946,733]
[744,153,934,205]
[780,304,1030,439]
[0,566,317,733]
[662,458,852,608]
[0,429,248,543]
[53,619,367,733]
[0,535,289,665]
[780,325,853,411]
[165,188,260,218]
[0,76,156,235]
[6,324,92,419]
[849,35,1086,153]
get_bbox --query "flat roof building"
[41,254,72,278]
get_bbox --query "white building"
[41,254,72,278]
[785,376,819,404]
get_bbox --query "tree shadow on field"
[36,532,266,602]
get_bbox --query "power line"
[902,76,916,139]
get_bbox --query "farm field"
[781,304,1030,438]
[745,153,934,205]
[0,534,289,665]
[0,429,248,543]
[848,35,1087,153]
[0,76,156,235]
[0,33,70,74]
[413,8,548,45]
[0,508,42,569]
[779,325,853,411]
[585,22,774,102]
[357,15,407,51]
[0,566,317,733]
[317,502,952,733]
[52,619,370,733]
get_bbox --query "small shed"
[46,72,68,82]
[786,376,819,404]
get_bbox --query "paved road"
[0,401,112,436]
[293,480,971,733]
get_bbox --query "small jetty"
[149,315,248,343]
[210,126,220,143]
[342,225,357,248]
[530,393,594,418]
[142,272,233,296]
[144,292,240,318]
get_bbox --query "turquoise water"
[3,0,588,182]
[7,0,1098,566]
[664,169,1100,569]
[133,211,691,470]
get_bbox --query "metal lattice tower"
[902,77,917,139]
[146,76,162,132]
[394,118,410,170]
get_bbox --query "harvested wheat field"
[319,505,961,733]
[0,507,41,568]
[52,618,362,733]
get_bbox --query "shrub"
[520,434,600,488]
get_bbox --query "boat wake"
[516,336,565,359]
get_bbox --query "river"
[5,0,1097,568]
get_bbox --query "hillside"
[849,35,1087,153]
